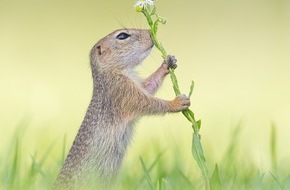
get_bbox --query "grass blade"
[137,151,164,188]
[178,169,193,187]
[9,138,21,189]
[61,134,67,165]
[139,156,155,190]
[269,171,283,190]
[210,164,222,190]
[270,124,277,171]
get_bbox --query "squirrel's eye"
[116,32,131,40]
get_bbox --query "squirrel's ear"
[96,45,103,55]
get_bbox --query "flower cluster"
[134,0,154,12]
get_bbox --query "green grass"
[1,122,290,190]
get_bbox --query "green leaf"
[210,164,223,190]
[153,20,159,34]
[188,80,194,98]
[182,110,192,123]
[187,109,195,120]
[197,120,201,130]
[182,109,195,123]
[192,122,200,133]
[192,132,210,190]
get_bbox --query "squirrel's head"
[90,29,153,70]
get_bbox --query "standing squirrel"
[54,28,190,189]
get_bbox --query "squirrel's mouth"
[139,43,154,62]
[144,43,154,52]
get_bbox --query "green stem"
[142,6,201,133]
[140,6,210,190]
[142,10,167,59]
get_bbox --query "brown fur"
[54,29,190,189]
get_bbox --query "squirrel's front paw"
[170,94,190,112]
[162,55,177,71]
[166,55,177,69]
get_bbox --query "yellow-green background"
[1,0,289,171]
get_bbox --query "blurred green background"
[0,0,290,175]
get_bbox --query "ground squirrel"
[54,28,190,189]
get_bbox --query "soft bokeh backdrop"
[1,0,290,173]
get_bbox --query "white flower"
[134,0,154,12]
